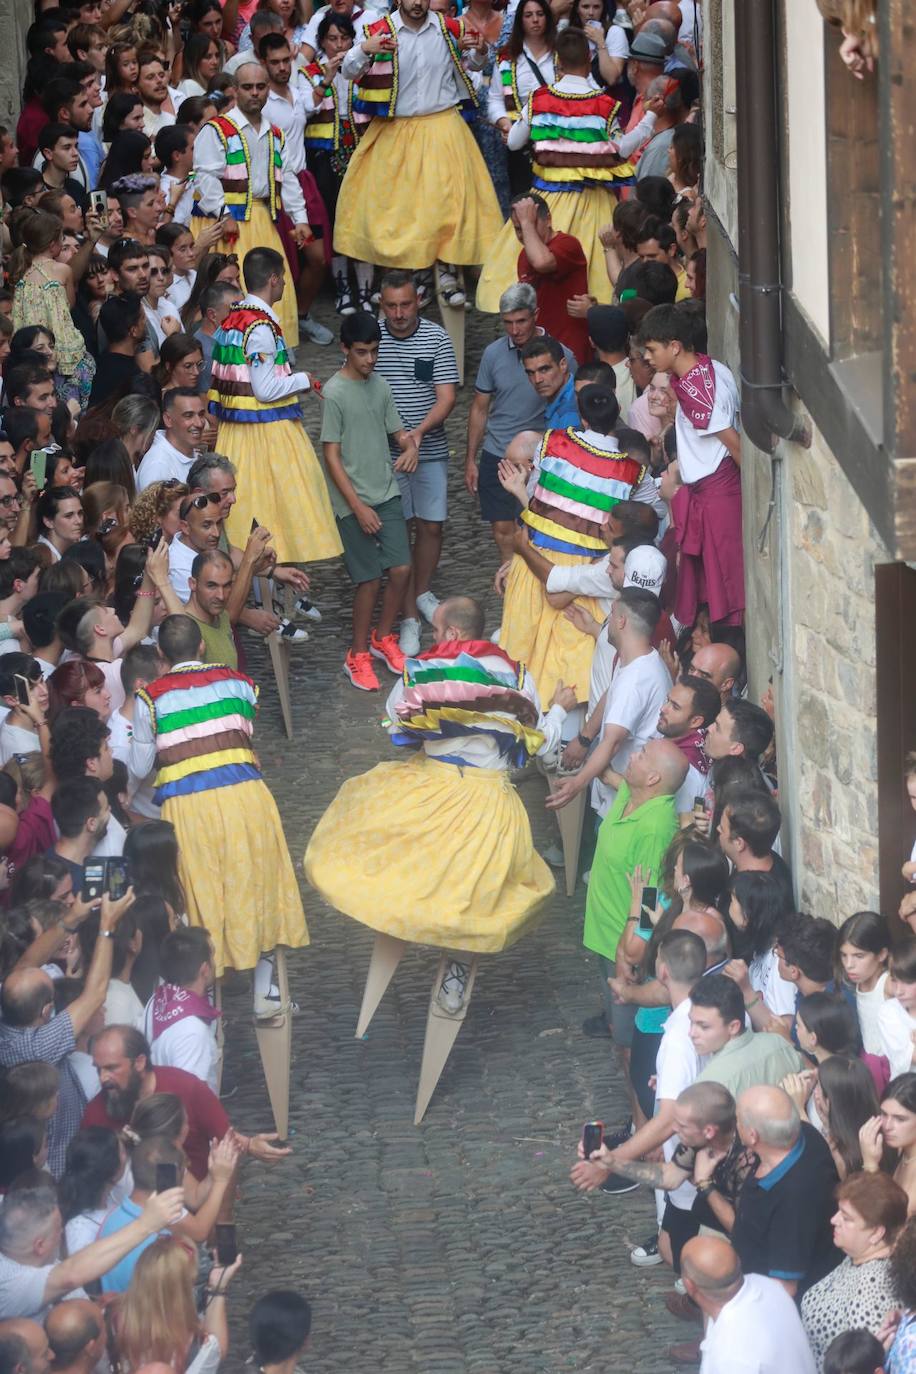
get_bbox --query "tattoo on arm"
[607,1157,685,1190]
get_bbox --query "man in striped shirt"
[376,270,459,656]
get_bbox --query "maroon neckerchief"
[150,983,220,1042]
[671,354,717,430]
[675,727,709,774]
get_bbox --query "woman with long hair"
[811,1054,882,1178]
[724,870,795,1024]
[115,1235,241,1373]
[184,0,236,66]
[126,1094,209,1209]
[9,213,96,410]
[47,659,113,723]
[81,480,133,581]
[153,334,205,394]
[124,819,187,921]
[60,1127,128,1255]
[179,252,241,330]
[156,224,199,313]
[128,479,189,547]
[36,486,85,562]
[73,255,117,362]
[860,1072,916,1215]
[239,0,309,57]
[668,122,703,193]
[101,93,147,147]
[111,394,161,469]
[143,246,182,347]
[83,439,137,502]
[100,131,155,193]
[837,911,891,1056]
[488,0,557,197]
[177,32,223,98]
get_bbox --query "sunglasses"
[179,491,221,519]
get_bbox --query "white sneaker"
[298,314,335,346]
[541,843,565,868]
[437,266,466,307]
[415,590,440,623]
[398,617,421,656]
[294,597,322,622]
[437,960,469,1014]
[254,991,300,1020]
[277,618,308,644]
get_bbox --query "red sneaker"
[369,631,406,674]
[343,650,379,691]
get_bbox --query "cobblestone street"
[218,298,687,1373]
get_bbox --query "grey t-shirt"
[320,371,404,518]
[636,127,677,181]
[474,334,577,457]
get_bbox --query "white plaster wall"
[784,0,831,344]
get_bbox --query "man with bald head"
[689,642,741,702]
[44,1301,104,1374]
[679,1235,816,1374]
[192,60,312,347]
[0,891,134,1177]
[572,733,686,1083]
[0,1320,51,1374]
[731,1085,839,1299]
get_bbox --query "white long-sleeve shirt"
[507,73,656,155]
[342,10,484,117]
[384,663,566,770]
[486,46,556,126]
[236,292,312,403]
[192,108,308,223]
[265,78,312,175]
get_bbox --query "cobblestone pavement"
[218,294,689,1373]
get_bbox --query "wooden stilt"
[254,575,294,738]
[434,264,466,385]
[414,953,479,1125]
[253,948,292,1139]
[547,772,588,897]
[213,979,224,1096]
[355,932,408,1038]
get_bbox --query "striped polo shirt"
[376,318,460,464]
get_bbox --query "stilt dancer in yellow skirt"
[191,60,312,350]
[334,0,503,289]
[207,246,342,566]
[477,28,655,312]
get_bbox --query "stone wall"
[785,423,890,917]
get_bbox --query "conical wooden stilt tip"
[355,932,408,1038]
[254,948,292,1138]
[414,954,479,1124]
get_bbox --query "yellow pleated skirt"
[333,109,503,269]
[191,203,300,349]
[304,753,554,953]
[216,417,342,565]
[500,553,604,706]
[163,779,309,976]
[476,186,618,313]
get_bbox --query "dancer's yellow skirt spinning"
[216,416,342,566]
[191,203,300,348]
[304,753,554,953]
[500,552,606,707]
[477,187,618,312]
[334,109,503,267]
[165,779,309,976]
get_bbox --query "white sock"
[354,260,374,293]
[254,953,275,1005]
[331,254,348,278]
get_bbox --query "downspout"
[735,0,810,451]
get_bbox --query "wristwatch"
[576,731,590,747]
[695,1179,715,1195]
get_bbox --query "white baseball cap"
[623,545,667,597]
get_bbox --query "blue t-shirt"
[98,1198,162,1293]
[545,375,580,430]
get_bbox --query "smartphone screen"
[147,528,163,551]
[155,1161,179,1193]
[89,190,108,226]
[214,1222,238,1265]
[29,449,48,492]
[582,1121,603,1159]
[106,858,129,901]
[12,674,31,708]
[81,861,106,904]
[638,887,658,934]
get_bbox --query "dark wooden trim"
[880,0,916,457]
[875,563,916,924]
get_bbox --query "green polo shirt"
[583,783,678,962]
[190,610,237,669]
[696,1029,805,1098]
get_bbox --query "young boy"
[636,302,743,630]
[321,313,418,691]
[878,941,916,1079]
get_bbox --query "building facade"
[703,0,915,921]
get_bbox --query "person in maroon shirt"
[82,1025,290,1179]
[511,193,591,365]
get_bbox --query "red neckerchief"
[671,354,717,430]
[674,727,709,775]
[150,984,220,1042]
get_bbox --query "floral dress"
[12,264,96,411]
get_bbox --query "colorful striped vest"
[522,428,645,557]
[390,639,544,765]
[205,113,284,222]
[208,304,301,424]
[303,63,359,149]
[136,663,261,805]
[527,84,634,191]
[352,14,478,119]
[496,56,526,120]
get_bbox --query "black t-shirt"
[88,352,142,407]
[732,1123,840,1296]
[765,850,795,911]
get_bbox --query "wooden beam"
[880,0,916,456]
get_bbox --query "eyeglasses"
[160,477,182,488]
[179,491,221,519]
[180,359,205,373]
[0,494,21,508]
[213,253,239,267]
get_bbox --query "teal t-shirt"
[634,891,673,1035]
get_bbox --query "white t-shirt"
[69,1049,100,1101]
[674,360,740,485]
[545,555,615,612]
[674,761,705,818]
[699,1273,816,1374]
[167,534,197,603]
[104,976,145,1029]
[91,812,127,860]
[137,432,197,492]
[594,647,671,815]
[605,23,630,59]
[0,1253,86,1320]
[655,997,705,1211]
[877,996,916,1079]
[748,946,797,1019]
[0,722,40,765]
[64,1207,107,1257]
[165,268,195,310]
[856,971,889,1057]
[108,710,161,820]
[143,1000,220,1092]
[160,174,196,227]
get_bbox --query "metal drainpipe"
[735,0,810,451]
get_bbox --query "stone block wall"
[784,422,891,918]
